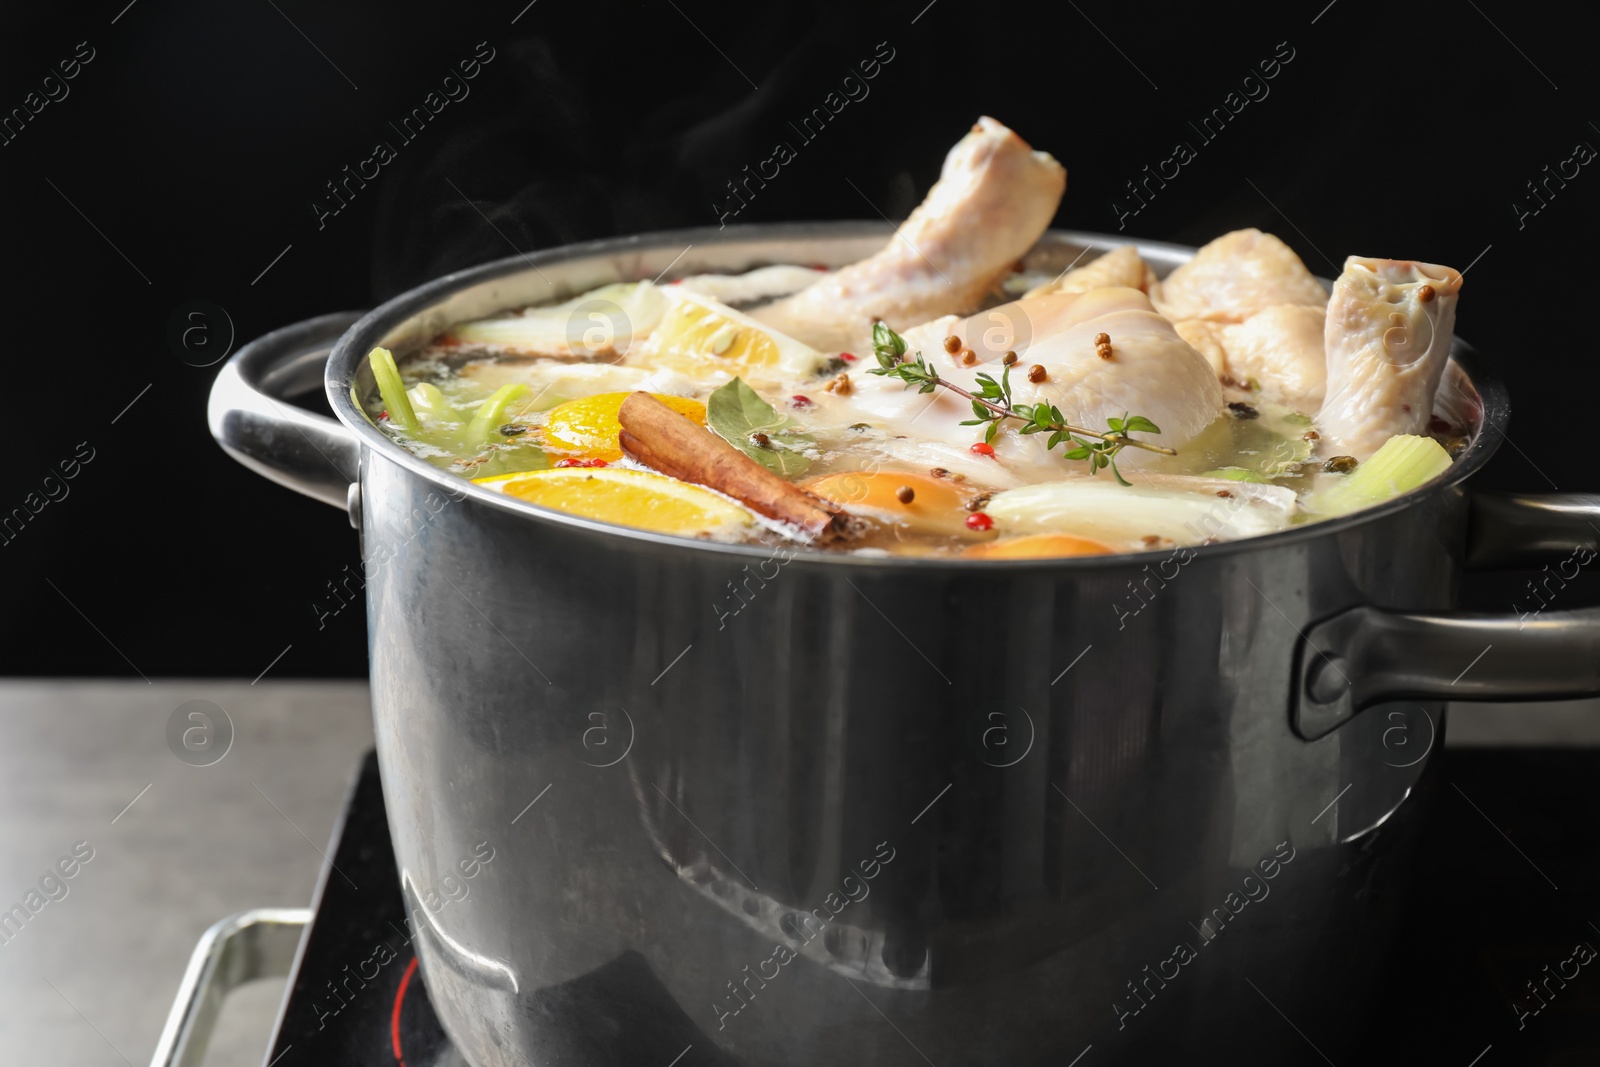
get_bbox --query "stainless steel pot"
[210,225,1600,1065]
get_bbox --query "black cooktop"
[265,749,1600,1066]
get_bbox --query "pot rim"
[327,222,1508,570]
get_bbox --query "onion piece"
[986,475,1297,548]
[452,282,667,357]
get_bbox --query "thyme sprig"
[867,323,1174,486]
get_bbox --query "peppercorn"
[1303,430,1320,441]
[1323,455,1359,474]
[944,335,962,354]
[498,423,526,436]
[930,467,950,478]
[1094,332,1110,346]
[750,432,772,449]
[1417,284,1435,303]
[969,442,995,456]
[961,349,978,366]
[895,485,915,504]
[1227,402,1260,420]
[1027,364,1047,383]
[1002,351,1018,366]
[965,512,995,531]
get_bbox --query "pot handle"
[207,311,365,511]
[1293,490,1600,740]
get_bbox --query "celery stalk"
[369,347,418,433]
[406,382,452,420]
[467,384,532,445]
[1309,435,1452,515]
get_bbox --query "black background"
[1,0,1593,679]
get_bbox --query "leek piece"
[1309,434,1452,515]
[1203,467,1267,482]
[467,384,532,445]
[369,346,418,433]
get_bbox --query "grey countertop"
[0,681,373,1067]
[0,681,1595,1067]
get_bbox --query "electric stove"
[153,746,1600,1066]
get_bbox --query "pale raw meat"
[1172,319,1227,377]
[1217,305,1328,409]
[1317,257,1462,459]
[1153,229,1328,323]
[810,287,1223,481]
[752,117,1065,354]
[1023,244,1158,300]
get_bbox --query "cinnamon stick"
[617,392,859,544]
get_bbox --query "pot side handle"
[1294,490,1600,740]
[207,311,365,511]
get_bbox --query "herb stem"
[920,374,1177,456]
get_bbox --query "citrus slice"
[643,290,827,382]
[474,467,752,537]
[805,470,984,539]
[543,392,706,461]
[961,534,1113,559]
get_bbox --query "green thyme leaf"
[872,322,906,369]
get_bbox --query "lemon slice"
[474,467,752,538]
[542,391,706,461]
[640,290,827,383]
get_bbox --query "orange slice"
[542,392,705,461]
[805,471,984,539]
[474,467,751,537]
[961,534,1114,559]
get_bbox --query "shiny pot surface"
[210,225,1600,1065]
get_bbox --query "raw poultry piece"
[1218,305,1327,409]
[1154,229,1328,323]
[1317,257,1463,460]
[1023,244,1159,300]
[752,117,1065,354]
[809,286,1223,480]
[1175,305,1327,410]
